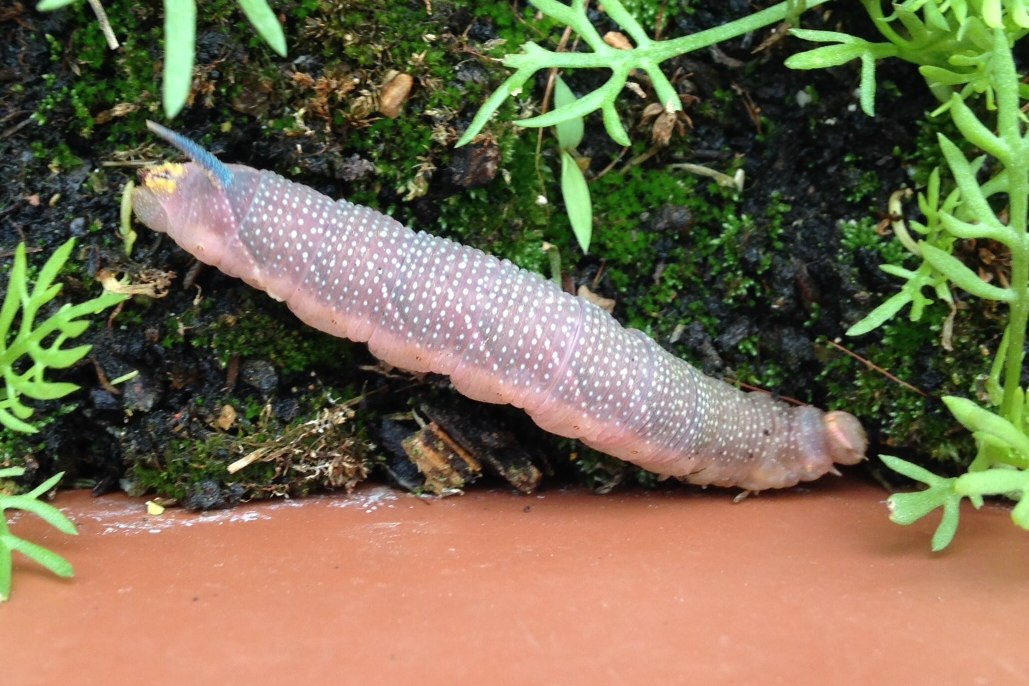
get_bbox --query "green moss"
[31,2,162,140]
[176,292,353,376]
[822,299,998,467]
[620,0,693,30]
[840,216,908,265]
[471,2,562,45]
[571,444,663,493]
[29,139,82,172]
[131,432,251,502]
[129,402,372,505]
[0,434,44,482]
[435,136,554,269]
[841,153,883,205]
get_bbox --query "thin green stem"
[650,0,831,63]
[989,30,1029,421]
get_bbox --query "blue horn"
[146,120,235,189]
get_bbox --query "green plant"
[786,0,1029,116]
[0,467,77,601]
[456,0,829,253]
[35,0,287,118]
[553,75,591,252]
[1,239,126,433]
[1,239,125,598]
[456,0,830,148]
[791,3,1029,549]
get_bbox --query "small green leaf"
[857,53,877,116]
[560,150,592,253]
[920,242,1013,302]
[846,290,912,336]
[17,381,80,401]
[456,66,535,146]
[880,455,964,551]
[938,211,1012,246]
[35,0,79,10]
[955,468,1026,497]
[644,64,681,113]
[931,497,962,552]
[784,42,870,70]
[943,396,1029,462]
[236,0,287,57]
[886,488,947,525]
[880,454,944,485]
[0,244,25,338]
[36,238,75,292]
[26,471,67,499]
[879,264,916,279]
[0,409,39,434]
[163,0,198,119]
[1011,496,1029,529]
[120,181,138,257]
[553,76,584,150]
[1012,0,1029,27]
[919,65,974,87]
[600,102,630,147]
[937,134,997,225]
[5,537,74,579]
[982,0,1003,27]
[787,28,863,45]
[949,95,1009,162]
[921,0,952,31]
[0,543,11,601]
[5,497,77,536]
[517,81,614,129]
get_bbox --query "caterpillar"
[133,121,865,491]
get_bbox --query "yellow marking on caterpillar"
[142,162,187,194]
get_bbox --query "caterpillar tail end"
[823,411,867,466]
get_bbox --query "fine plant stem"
[650,0,830,62]
[995,44,1029,421]
[511,0,831,69]
[459,0,832,147]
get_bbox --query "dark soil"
[1,1,956,505]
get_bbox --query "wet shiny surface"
[4,480,1027,684]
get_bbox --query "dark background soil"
[1,1,966,505]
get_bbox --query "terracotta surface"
[4,479,1027,684]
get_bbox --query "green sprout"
[35,0,287,118]
[120,180,139,257]
[553,75,592,253]
[798,4,1029,549]
[2,239,126,433]
[0,467,77,602]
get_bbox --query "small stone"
[240,359,278,393]
[378,72,414,119]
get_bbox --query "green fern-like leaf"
[0,467,77,602]
[0,239,126,434]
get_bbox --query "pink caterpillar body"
[133,122,865,491]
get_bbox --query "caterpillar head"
[133,121,259,280]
